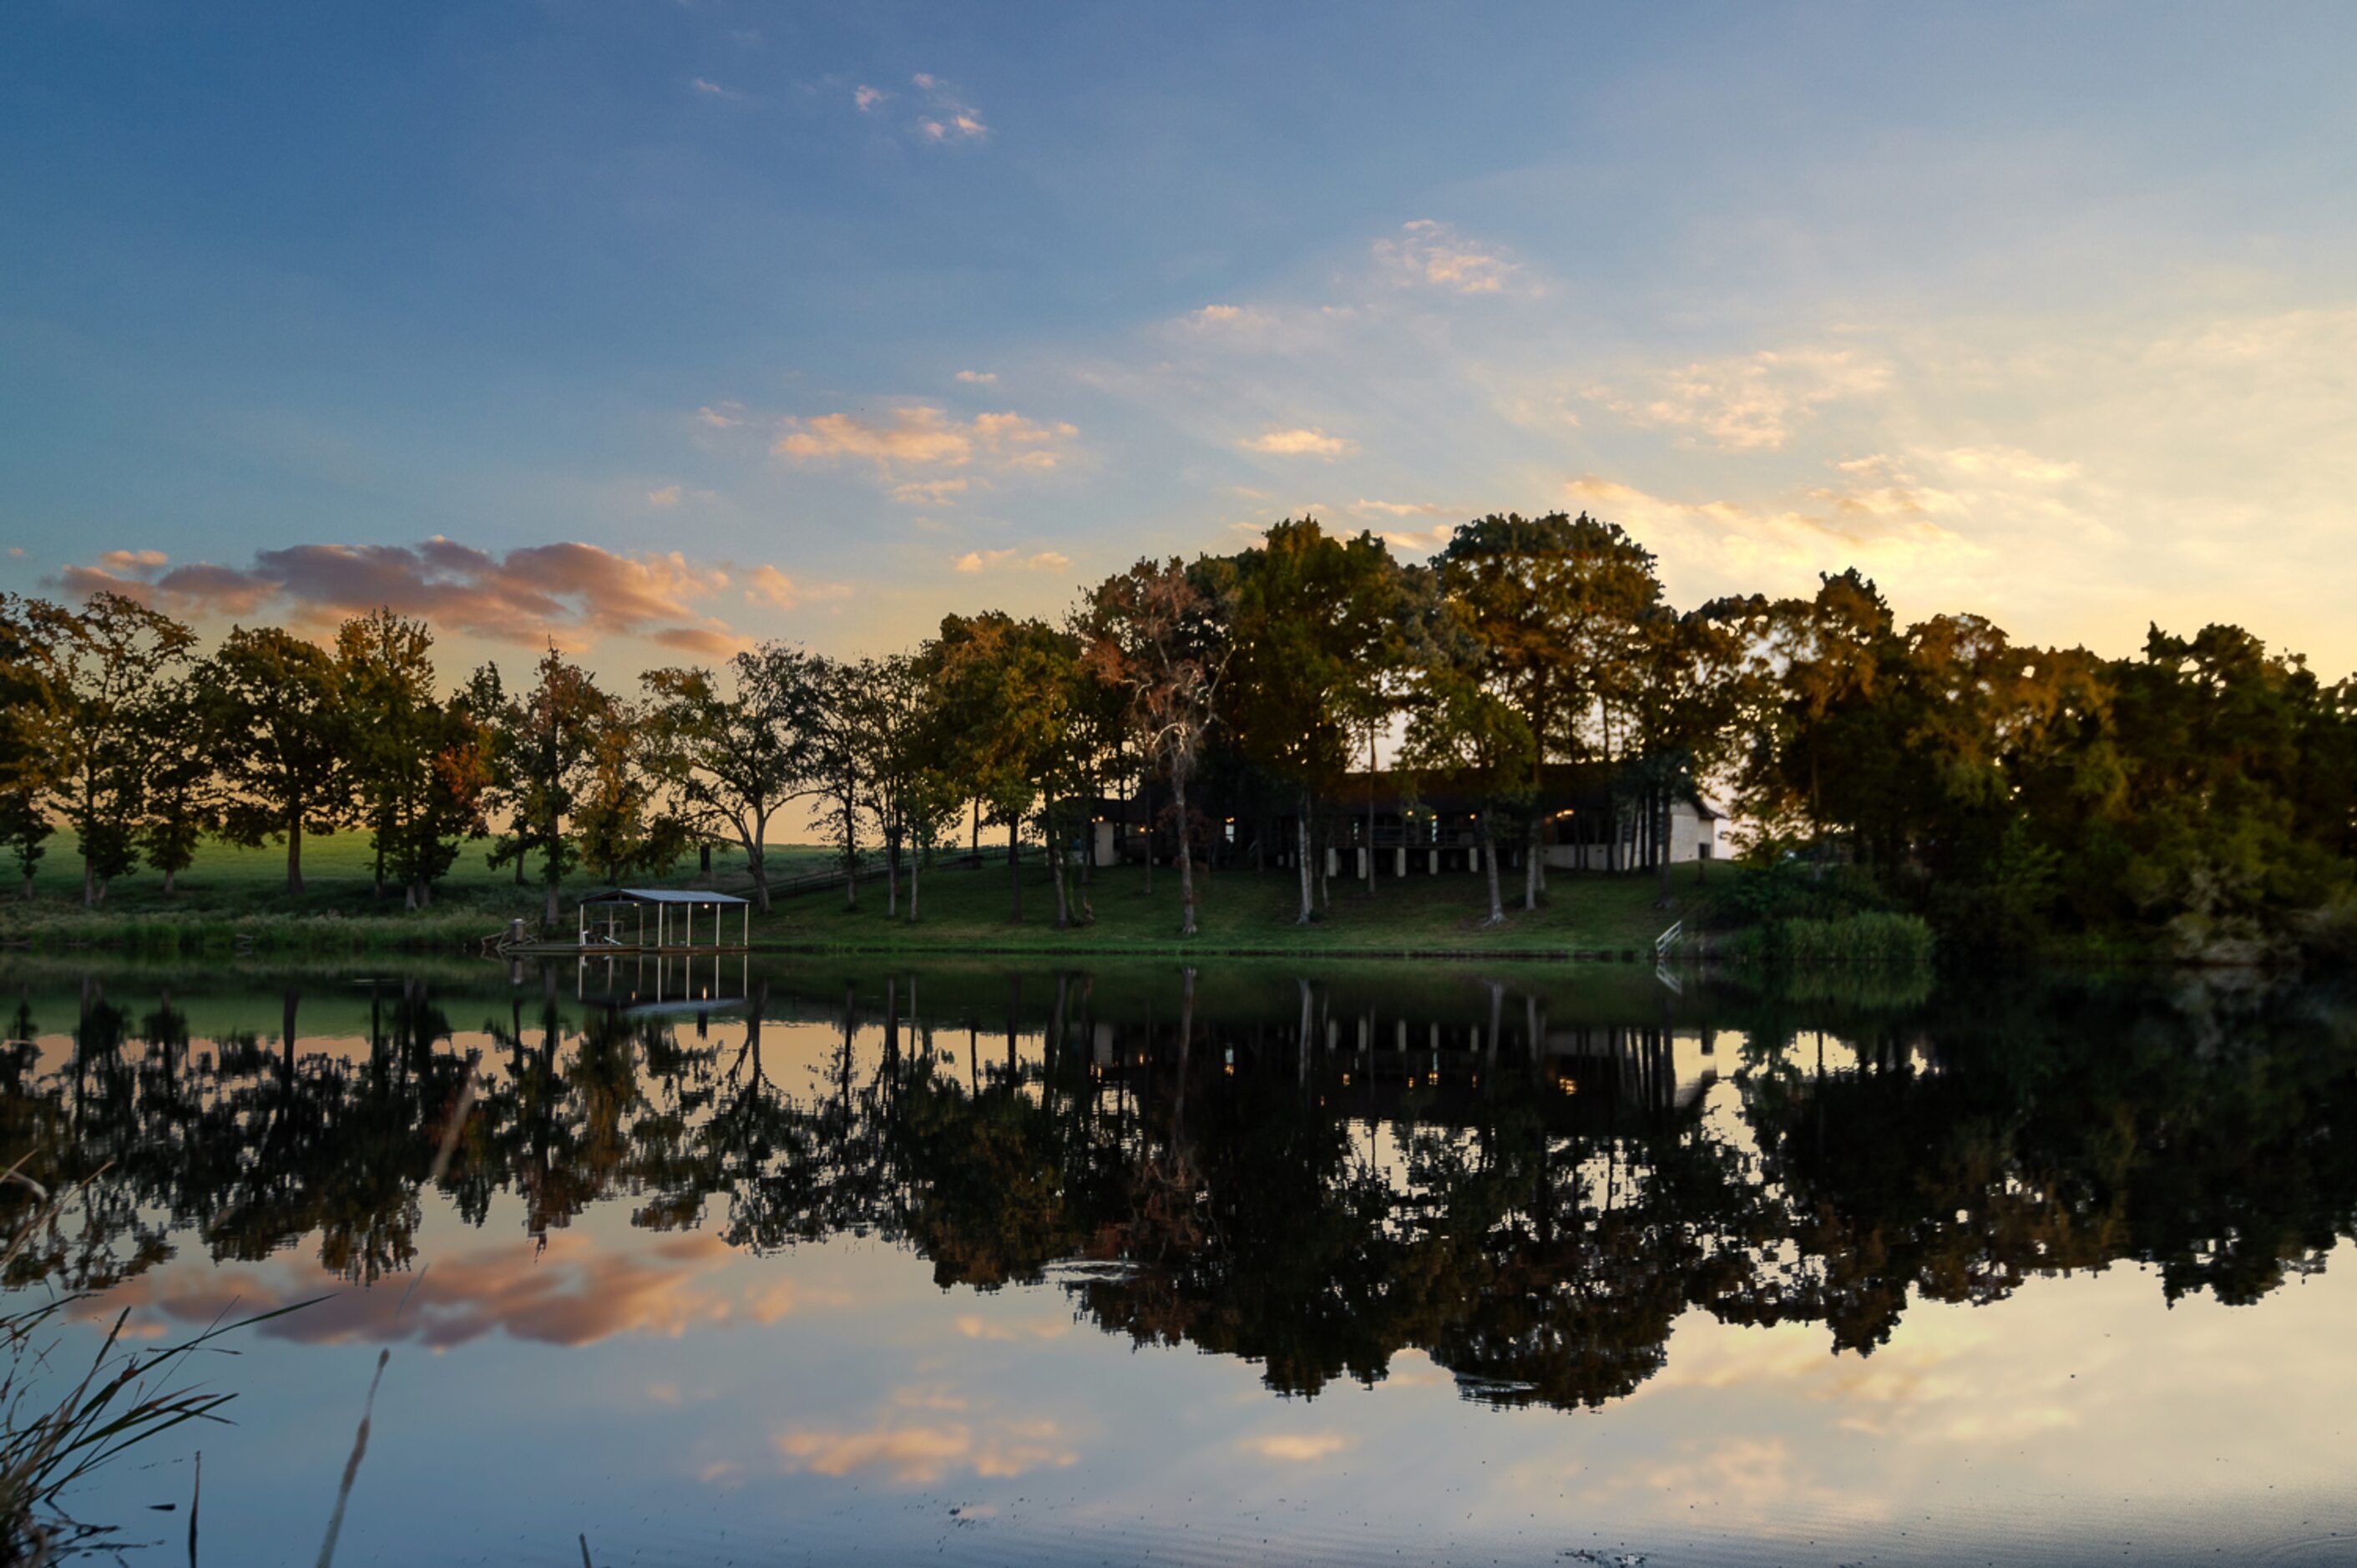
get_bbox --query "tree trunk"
[288,815,306,897]
[1365,726,1378,894]
[1293,793,1314,925]
[1173,761,1199,937]
[542,805,559,928]
[909,843,922,923]
[1316,812,1329,913]
[887,827,900,919]
[1479,815,1504,925]
[164,866,178,896]
[1007,819,1021,922]
[1047,804,1070,928]
[842,801,858,911]
[746,827,772,913]
[81,849,94,908]
[372,833,385,899]
[1523,816,1540,911]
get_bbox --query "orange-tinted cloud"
[50,539,787,653]
[1241,427,1355,458]
[1374,219,1526,296]
[106,1232,829,1351]
[777,1393,1075,1485]
[775,407,1076,474]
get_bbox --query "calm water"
[3,958,2354,1565]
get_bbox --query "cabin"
[1082,763,1720,876]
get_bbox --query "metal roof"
[577,888,750,906]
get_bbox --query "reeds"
[0,1159,318,1562]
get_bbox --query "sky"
[4,2,2354,680]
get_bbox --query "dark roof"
[577,888,750,907]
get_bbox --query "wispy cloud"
[953,549,1070,575]
[744,564,850,610]
[775,406,1076,474]
[1584,346,1889,453]
[891,478,969,506]
[1240,426,1355,458]
[690,77,741,99]
[911,73,985,142]
[1374,219,1527,296]
[853,83,887,112]
[695,403,746,429]
[954,369,996,383]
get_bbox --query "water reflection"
[4,962,2353,1421]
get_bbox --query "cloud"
[1352,498,1456,518]
[1239,1432,1353,1463]
[1374,219,1527,296]
[911,73,985,142]
[647,484,682,508]
[695,403,746,429]
[53,538,755,654]
[112,1233,833,1352]
[744,564,850,609]
[891,478,969,506]
[954,369,996,383]
[777,1398,1075,1485]
[953,549,1070,575]
[690,78,741,99]
[1240,427,1355,458]
[952,1313,1070,1342]
[853,84,886,112]
[775,406,1076,474]
[1585,346,1890,453]
[1560,468,1982,594]
[1190,304,1245,325]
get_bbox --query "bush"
[1729,910,1935,969]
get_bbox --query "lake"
[3,957,2354,1565]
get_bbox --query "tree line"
[3,512,2352,953]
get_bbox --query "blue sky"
[5,2,2354,673]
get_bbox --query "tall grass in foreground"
[1728,911,1937,969]
[0,1158,314,1563]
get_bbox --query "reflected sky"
[3,962,2354,1565]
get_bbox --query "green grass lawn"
[0,833,829,953]
[1,831,1732,956]
[752,857,1727,956]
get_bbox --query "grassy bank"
[1,832,1732,957]
[0,833,807,955]
[746,857,1719,956]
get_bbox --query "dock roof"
[577,888,749,907]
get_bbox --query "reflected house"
[1084,763,1719,875]
[1084,1004,1722,1137]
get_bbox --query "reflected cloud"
[778,1389,1076,1485]
[952,1313,1070,1342]
[113,1233,842,1351]
[1238,1431,1353,1463]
